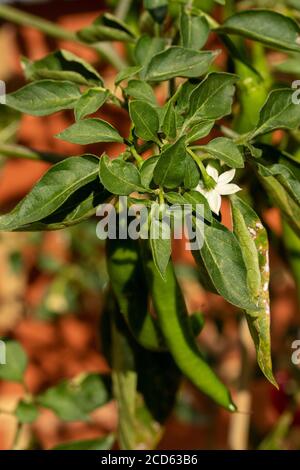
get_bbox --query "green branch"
[0,5,126,71]
[0,143,66,164]
[114,0,133,21]
[187,147,215,189]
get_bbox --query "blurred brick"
[59,317,93,352]
[15,319,57,349]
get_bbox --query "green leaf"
[19,179,110,231]
[165,190,212,222]
[185,72,238,127]
[287,0,300,9]
[115,65,143,86]
[183,152,200,189]
[6,80,81,116]
[78,13,135,43]
[218,10,300,53]
[257,162,300,206]
[56,118,123,145]
[144,1,167,9]
[0,107,20,145]
[106,237,165,353]
[129,100,160,143]
[193,250,218,294]
[144,0,168,24]
[163,192,187,206]
[161,100,177,139]
[15,400,39,424]
[111,312,168,450]
[220,35,262,79]
[176,79,200,114]
[180,11,209,50]
[256,161,300,236]
[231,196,277,387]
[145,47,217,82]
[154,137,187,189]
[199,137,244,168]
[0,340,27,382]
[144,0,167,7]
[246,143,263,159]
[134,35,166,78]
[74,88,109,121]
[150,215,172,279]
[275,56,300,75]
[38,373,110,422]
[21,49,103,86]
[195,222,258,310]
[186,120,214,144]
[99,154,145,196]
[140,155,159,188]
[251,89,300,138]
[231,199,261,301]
[52,435,115,450]
[182,190,212,222]
[124,80,156,104]
[0,155,100,231]
[258,411,293,450]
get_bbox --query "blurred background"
[0,0,300,450]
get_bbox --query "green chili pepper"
[142,244,236,411]
[106,237,165,351]
[111,306,163,449]
[106,237,206,352]
[109,302,181,449]
[233,43,270,135]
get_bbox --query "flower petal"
[195,184,207,195]
[217,183,241,195]
[206,164,218,182]
[207,190,222,214]
[218,168,235,185]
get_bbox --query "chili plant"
[1,0,300,450]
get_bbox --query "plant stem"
[187,148,215,189]
[114,0,133,21]
[130,146,144,167]
[158,187,165,206]
[0,143,66,164]
[0,5,126,71]
[219,125,240,140]
[189,149,210,159]
[191,7,219,29]
[154,23,161,37]
[93,42,126,71]
[0,5,75,40]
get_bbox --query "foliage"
[1,0,300,450]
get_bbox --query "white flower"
[196,164,241,215]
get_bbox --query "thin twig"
[0,5,126,71]
[0,143,66,164]
[228,318,255,450]
[114,0,133,21]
